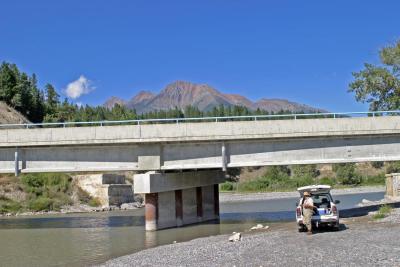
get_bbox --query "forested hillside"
[0,62,323,125]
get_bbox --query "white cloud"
[64,75,95,99]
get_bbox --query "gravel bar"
[220,186,385,203]
[100,219,400,267]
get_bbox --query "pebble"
[99,214,400,266]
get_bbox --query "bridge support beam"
[134,170,225,231]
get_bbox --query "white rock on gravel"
[250,224,264,230]
[229,232,242,242]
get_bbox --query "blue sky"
[1,0,399,111]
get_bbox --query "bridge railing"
[1,110,400,129]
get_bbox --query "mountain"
[126,91,156,111]
[254,98,321,113]
[104,81,325,114]
[103,96,126,109]
[0,102,31,124]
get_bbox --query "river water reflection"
[0,191,384,266]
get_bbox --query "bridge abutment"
[134,170,224,231]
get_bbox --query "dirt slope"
[0,101,30,124]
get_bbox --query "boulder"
[229,232,242,242]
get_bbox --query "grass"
[0,173,74,214]
[219,173,386,193]
[373,205,393,220]
[88,198,101,207]
[0,196,22,213]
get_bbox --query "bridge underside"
[1,134,400,174]
[134,171,224,230]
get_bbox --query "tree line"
[0,61,300,124]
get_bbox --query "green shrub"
[226,168,241,182]
[237,166,294,192]
[386,161,400,174]
[0,196,22,213]
[238,178,271,192]
[294,175,316,187]
[20,173,72,211]
[333,163,362,185]
[291,165,319,179]
[362,174,385,185]
[373,205,392,220]
[371,161,384,169]
[21,173,71,195]
[21,174,45,194]
[28,197,54,211]
[219,181,236,191]
[88,198,101,207]
[318,177,336,186]
[77,187,92,203]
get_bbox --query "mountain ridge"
[104,81,326,114]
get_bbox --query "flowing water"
[0,191,384,267]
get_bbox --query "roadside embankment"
[0,173,142,217]
[220,185,385,203]
[100,210,400,267]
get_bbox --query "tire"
[298,224,306,232]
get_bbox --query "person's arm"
[309,199,317,209]
[303,198,313,209]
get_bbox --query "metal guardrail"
[0,110,400,129]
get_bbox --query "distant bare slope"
[104,81,326,114]
[0,102,30,124]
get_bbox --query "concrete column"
[386,173,400,199]
[196,187,203,221]
[145,193,158,231]
[214,184,220,218]
[182,187,198,225]
[175,190,183,226]
[134,170,224,231]
[14,149,19,177]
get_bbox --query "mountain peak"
[130,90,155,103]
[162,80,218,95]
[104,81,326,114]
[103,96,126,109]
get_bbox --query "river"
[0,191,384,267]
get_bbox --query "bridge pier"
[134,170,225,231]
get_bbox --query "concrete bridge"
[1,112,400,230]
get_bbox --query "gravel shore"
[100,215,400,267]
[220,185,385,203]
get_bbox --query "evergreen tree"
[45,83,60,114]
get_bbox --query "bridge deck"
[1,116,400,174]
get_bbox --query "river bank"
[219,185,385,203]
[0,189,388,266]
[100,208,400,267]
[0,185,385,218]
[0,201,143,217]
